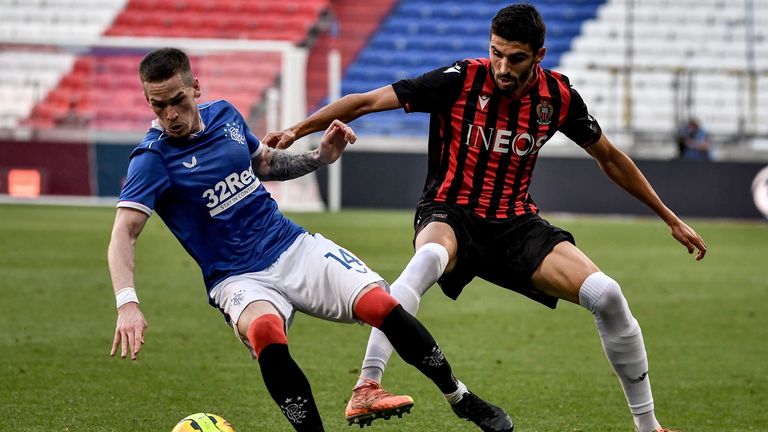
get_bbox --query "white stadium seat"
[560,0,767,140]
[0,0,127,128]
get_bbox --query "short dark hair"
[491,3,546,53]
[138,47,194,84]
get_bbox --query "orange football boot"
[345,379,414,427]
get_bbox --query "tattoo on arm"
[256,147,323,181]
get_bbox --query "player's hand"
[315,119,356,165]
[110,302,148,361]
[262,129,297,150]
[669,219,707,260]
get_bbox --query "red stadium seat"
[129,0,159,11]
[24,0,330,130]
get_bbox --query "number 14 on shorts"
[324,248,369,273]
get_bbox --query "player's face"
[489,34,546,95]
[143,74,202,138]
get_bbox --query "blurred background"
[1,0,768,219]
[2,3,767,431]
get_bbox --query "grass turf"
[1,204,766,431]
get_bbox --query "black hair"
[138,47,194,84]
[491,3,546,53]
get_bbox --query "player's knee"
[417,242,450,267]
[579,272,626,315]
[246,314,287,358]
[597,279,626,313]
[354,285,400,329]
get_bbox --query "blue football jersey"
[118,100,306,292]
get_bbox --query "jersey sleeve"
[117,151,171,215]
[559,87,603,148]
[392,61,466,113]
[243,117,262,157]
[231,104,262,157]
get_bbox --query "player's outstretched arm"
[254,120,356,181]
[108,207,150,360]
[585,133,708,260]
[262,85,400,149]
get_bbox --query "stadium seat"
[8,0,330,131]
[342,0,602,135]
[560,0,766,137]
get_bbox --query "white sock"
[444,379,468,405]
[358,243,449,385]
[579,272,660,432]
[634,410,662,432]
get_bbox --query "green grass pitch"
[1,204,766,431]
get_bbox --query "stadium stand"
[0,0,127,130]
[0,51,78,129]
[305,0,398,111]
[339,0,604,136]
[332,0,767,159]
[0,0,125,40]
[558,0,767,139]
[2,0,767,159]
[106,0,325,41]
[1,0,329,132]
[2,0,768,208]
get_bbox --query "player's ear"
[192,77,201,99]
[535,47,547,64]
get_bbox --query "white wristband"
[115,287,140,309]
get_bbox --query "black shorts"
[414,201,575,309]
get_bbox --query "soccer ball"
[171,413,236,432]
[752,166,768,219]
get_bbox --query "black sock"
[379,305,459,394]
[257,344,324,432]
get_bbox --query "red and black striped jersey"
[392,58,602,219]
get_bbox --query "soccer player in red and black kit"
[264,4,707,432]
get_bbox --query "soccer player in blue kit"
[107,48,514,432]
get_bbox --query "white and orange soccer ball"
[171,413,236,432]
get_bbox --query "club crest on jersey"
[223,122,246,145]
[536,101,553,125]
